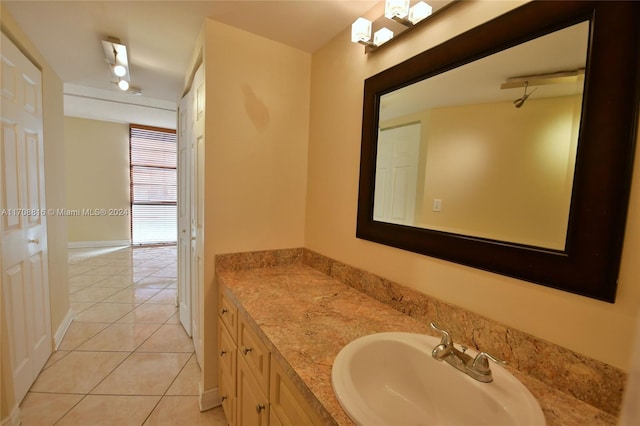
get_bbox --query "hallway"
[18,246,226,425]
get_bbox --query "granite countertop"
[218,264,616,426]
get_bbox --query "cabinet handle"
[221,395,227,402]
[220,308,228,315]
[220,350,226,356]
[28,239,40,244]
[255,404,266,413]
[242,347,252,355]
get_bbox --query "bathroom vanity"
[218,284,325,426]
[216,249,621,426]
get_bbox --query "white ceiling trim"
[64,84,177,129]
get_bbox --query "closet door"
[178,89,193,336]
[1,32,52,404]
[177,62,204,365]
[191,63,205,367]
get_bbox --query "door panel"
[191,64,205,367]
[193,131,204,367]
[3,262,32,402]
[21,74,38,115]
[29,251,51,371]
[1,54,17,101]
[2,122,21,230]
[25,130,42,224]
[178,90,192,336]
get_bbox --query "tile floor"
[19,245,228,426]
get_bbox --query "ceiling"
[381,20,589,121]
[3,0,382,128]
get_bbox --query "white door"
[1,32,52,404]
[374,123,421,225]
[177,89,193,336]
[191,64,205,367]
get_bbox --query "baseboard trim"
[68,240,130,249]
[199,383,221,411]
[0,405,20,426]
[54,309,73,350]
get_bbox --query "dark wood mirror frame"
[356,1,640,302]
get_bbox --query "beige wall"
[199,19,310,390]
[64,117,130,244]
[1,6,68,420]
[306,0,640,371]
[419,95,580,249]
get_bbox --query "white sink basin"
[332,332,545,426]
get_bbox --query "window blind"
[130,125,177,245]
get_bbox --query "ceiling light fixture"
[500,68,585,90]
[501,68,585,108]
[102,36,136,92]
[512,82,537,108]
[351,0,434,53]
[113,64,127,78]
[117,79,130,91]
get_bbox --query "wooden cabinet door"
[270,360,323,426]
[237,355,269,426]
[220,371,237,426]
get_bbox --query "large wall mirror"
[357,1,640,302]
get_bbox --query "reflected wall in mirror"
[357,1,640,301]
[375,22,587,251]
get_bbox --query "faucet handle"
[471,351,506,374]
[430,323,452,347]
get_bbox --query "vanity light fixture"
[351,1,434,53]
[102,36,139,93]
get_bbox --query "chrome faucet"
[430,323,505,383]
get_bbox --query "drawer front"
[219,290,238,340]
[218,320,237,393]
[238,315,270,395]
[270,361,323,426]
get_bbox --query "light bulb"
[409,2,433,24]
[373,28,394,46]
[351,17,372,43]
[113,64,127,77]
[385,0,410,20]
[117,79,130,91]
